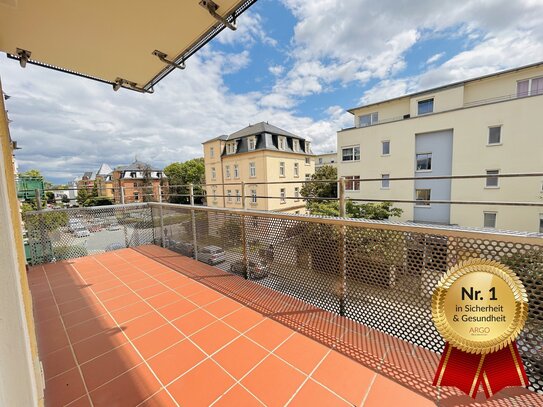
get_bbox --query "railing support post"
[338,224,347,316]
[35,188,42,210]
[241,181,246,210]
[338,177,346,218]
[189,184,198,260]
[158,185,166,247]
[241,213,248,279]
[120,186,125,205]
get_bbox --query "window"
[517,77,543,97]
[134,192,139,201]
[225,165,231,179]
[212,187,217,202]
[226,141,237,154]
[416,153,432,171]
[211,167,216,180]
[248,137,256,151]
[305,157,311,165]
[415,189,431,206]
[234,164,239,178]
[488,126,501,145]
[532,77,543,95]
[305,141,311,153]
[278,136,286,150]
[294,162,299,177]
[130,171,137,178]
[540,214,543,233]
[342,146,360,162]
[227,190,232,202]
[382,140,390,155]
[305,173,311,180]
[249,162,256,177]
[517,80,529,97]
[359,112,378,127]
[279,162,285,177]
[345,176,361,191]
[318,158,323,164]
[293,139,300,152]
[486,170,499,188]
[133,182,138,187]
[484,212,497,228]
[235,190,240,203]
[294,187,300,201]
[251,189,257,204]
[280,188,286,203]
[381,174,390,189]
[210,147,215,158]
[418,98,434,115]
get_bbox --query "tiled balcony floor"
[28,246,542,407]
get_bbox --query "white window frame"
[539,213,543,233]
[251,189,257,204]
[381,174,390,189]
[227,190,232,202]
[416,153,432,172]
[305,141,311,153]
[248,137,256,151]
[484,212,497,228]
[318,157,323,164]
[280,188,286,203]
[294,162,299,177]
[294,187,300,201]
[279,162,285,177]
[212,187,217,203]
[234,164,239,179]
[305,173,311,181]
[517,76,543,97]
[488,126,502,146]
[485,169,500,188]
[225,165,231,179]
[210,146,215,158]
[211,167,216,180]
[305,157,311,165]
[342,146,360,162]
[381,140,390,156]
[235,189,240,203]
[278,136,286,151]
[249,162,256,178]
[293,139,300,152]
[345,176,361,191]
[417,98,434,115]
[359,112,378,127]
[415,189,431,206]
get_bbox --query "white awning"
[0,0,256,92]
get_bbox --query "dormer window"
[293,139,300,152]
[278,136,286,151]
[305,141,311,153]
[248,137,256,151]
[226,141,237,155]
[156,172,162,178]
[130,172,137,178]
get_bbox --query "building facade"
[315,152,337,170]
[337,62,543,233]
[112,160,167,203]
[203,122,315,213]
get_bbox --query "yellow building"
[203,122,315,213]
[338,62,543,233]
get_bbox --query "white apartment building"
[315,152,338,170]
[337,62,543,233]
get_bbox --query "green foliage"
[21,169,43,178]
[61,195,70,204]
[300,165,337,201]
[306,200,340,217]
[85,196,113,207]
[24,210,68,233]
[46,191,55,204]
[77,188,90,205]
[164,158,205,204]
[218,217,242,248]
[307,200,402,220]
[53,246,88,261]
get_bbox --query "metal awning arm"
[199,0,237,31]
[152,50,185,70]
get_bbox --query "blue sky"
[2,0,543,183]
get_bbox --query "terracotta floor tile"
[172,309,216,336]
[167,359,235,406]
[34,303,59,323]
[212,335,268,379]
[102,292,142,311]
[187,288,223,306]
[121,312,167,340]
[148,339,207,384]
[191,320,240,354]
[89,364,161,407]
[110,301,153,324]
[213,385,263,406]
[80,342,143,391]
[312,350,376,405]
[41,346,77,380]
[173,281,206,297]
[89,279,123,293]
[65,395,92,407]
[288,378,350,406]
[62,303,106,328]
[158,298,198,320]
[38,321,70,356]
[124,277,157,291]
[138,390,178,407]
[275,333,329,374]
[241,354,306,407]
[222,307,265,333]
[132,324,185,359]
[57,296,100,315]
[44,367,87,407]
[204,297,243,319]
[136,283,169,299]
[245,319,293,351]
[94,285,132,302]
[364,374,436,407]
[146,291,181,309]
[67,313,115,342]
[72,327,127,364]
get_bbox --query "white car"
[198,246,226,265]
[73,228,90,238]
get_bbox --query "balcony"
[25,203,543,406]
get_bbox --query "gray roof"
[114,160,161,172]
[82,171,95,180]
[96,163,113,176]
[203,122,306,144]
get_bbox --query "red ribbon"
[433,342,528,399]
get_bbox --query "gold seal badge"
[432,259,528,354]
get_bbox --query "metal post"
[338,177,346,218]
[120,186,125,204]
[189,184,198,260]
[241,181,246,210]
[241,213,248,279]
[158,185,166,247]
[338,224,347,316]
[35,188,42,210]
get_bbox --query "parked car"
[88,224,102,233]
[198,245,226,265]
[73,227,90,238]
[107,223,121,231]
[68,219,85,232]
[171,241,194,258]
[230,260,269,280]
[105,243,125,252]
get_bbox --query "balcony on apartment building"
[24,202,543,406]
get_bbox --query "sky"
[2,0,543,184]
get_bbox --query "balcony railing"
[24,202,543,394]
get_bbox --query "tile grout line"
[41,265,95,407]
[70,259,180,407]
[359,347,391,407]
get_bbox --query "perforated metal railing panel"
[26,202,543,393]
[24,204,154,265]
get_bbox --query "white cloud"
[427,52,445,65]
[216,10,277,47]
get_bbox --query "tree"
[300,165,337,204]
[21,169,43,178]
[77,188,90,206]
[61,195,70,204]
[307,200,403,220]
[45,191,56,204]
[164,158,205,204]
